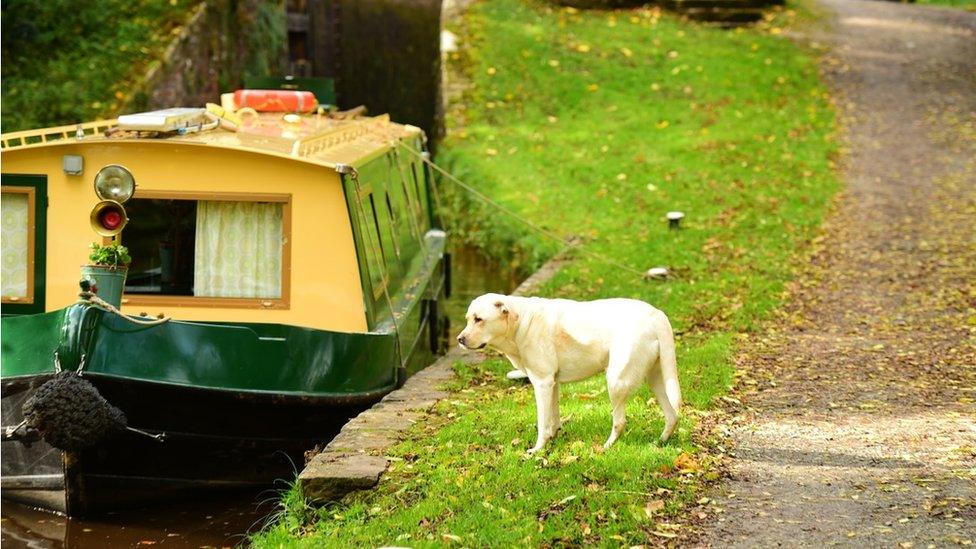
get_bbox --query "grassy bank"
[253,0,839,546]
[915,0,976,9]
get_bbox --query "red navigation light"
[100,208,123,230]
[89,200,128,236]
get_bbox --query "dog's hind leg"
[603,342,643,449]
[651,318,681,443]
[650,368,679,443]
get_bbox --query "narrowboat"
[0,102,451,515]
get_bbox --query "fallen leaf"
[558,495,577,506]
[674,453,700,472]
[644,499,665,518]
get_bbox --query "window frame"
[1,184,40,309]
[119,190,292,310]
[354,182,389,301]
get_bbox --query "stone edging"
[299,254,568,503]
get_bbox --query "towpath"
[700,0,976,546]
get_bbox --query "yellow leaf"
[673,452,699,472]
[620,47,633,58]
[644,499,665,518]
[576,44,591,53]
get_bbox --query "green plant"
[88,242,131,268]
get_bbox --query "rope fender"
[5,285,171,450]
[21,371,128,451]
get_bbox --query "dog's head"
[456,293,517,350]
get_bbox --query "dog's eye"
[473,316,483,323]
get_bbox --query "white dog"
[456,293,681,453]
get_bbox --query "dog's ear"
[495,299,519,324]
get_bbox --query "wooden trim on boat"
[1,186,36,305]
[120,190,292,310]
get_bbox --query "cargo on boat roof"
[0,103,451,516]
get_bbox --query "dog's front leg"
[527,375,556,454]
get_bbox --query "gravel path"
[700,1,976,546]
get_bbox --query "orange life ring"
[232,90,318,113]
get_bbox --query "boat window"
[393,164,422,241]
[383,192,401,259]
[357,195,387,299]
[120,193,290,308]
[1,187,35,304]
[368,194,389,264]
[409,162,428,229]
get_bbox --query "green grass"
[915,0,976,9]
[253,1,839,546]
[1,0,200,131]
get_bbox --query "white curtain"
[194,201,283,298]
[1,193,30,299]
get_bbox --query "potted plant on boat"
[82,242,131,308]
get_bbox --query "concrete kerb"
[298,254,569,504]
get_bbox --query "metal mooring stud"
[667,211,685,230]
[645,267,670,280]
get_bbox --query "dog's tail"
[657,315,682,414]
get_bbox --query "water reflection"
[1,492,274,548]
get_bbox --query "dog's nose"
[457,335,466,345]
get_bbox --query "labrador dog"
[457,293,680,453]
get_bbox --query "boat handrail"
[1,119,119,150]
[291,114,392,157]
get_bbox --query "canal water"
[0,245,518,548]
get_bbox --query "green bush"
[1,0,198,131]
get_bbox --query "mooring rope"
[390,138,649,278]
[87,294,171,326]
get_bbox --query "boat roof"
[0,111,422,170]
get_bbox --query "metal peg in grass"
[644,267,670,280]
[667,211,685,230]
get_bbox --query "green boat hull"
[0,278,447,515]
[1,306,402,397]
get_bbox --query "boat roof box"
[117,108,207,132]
